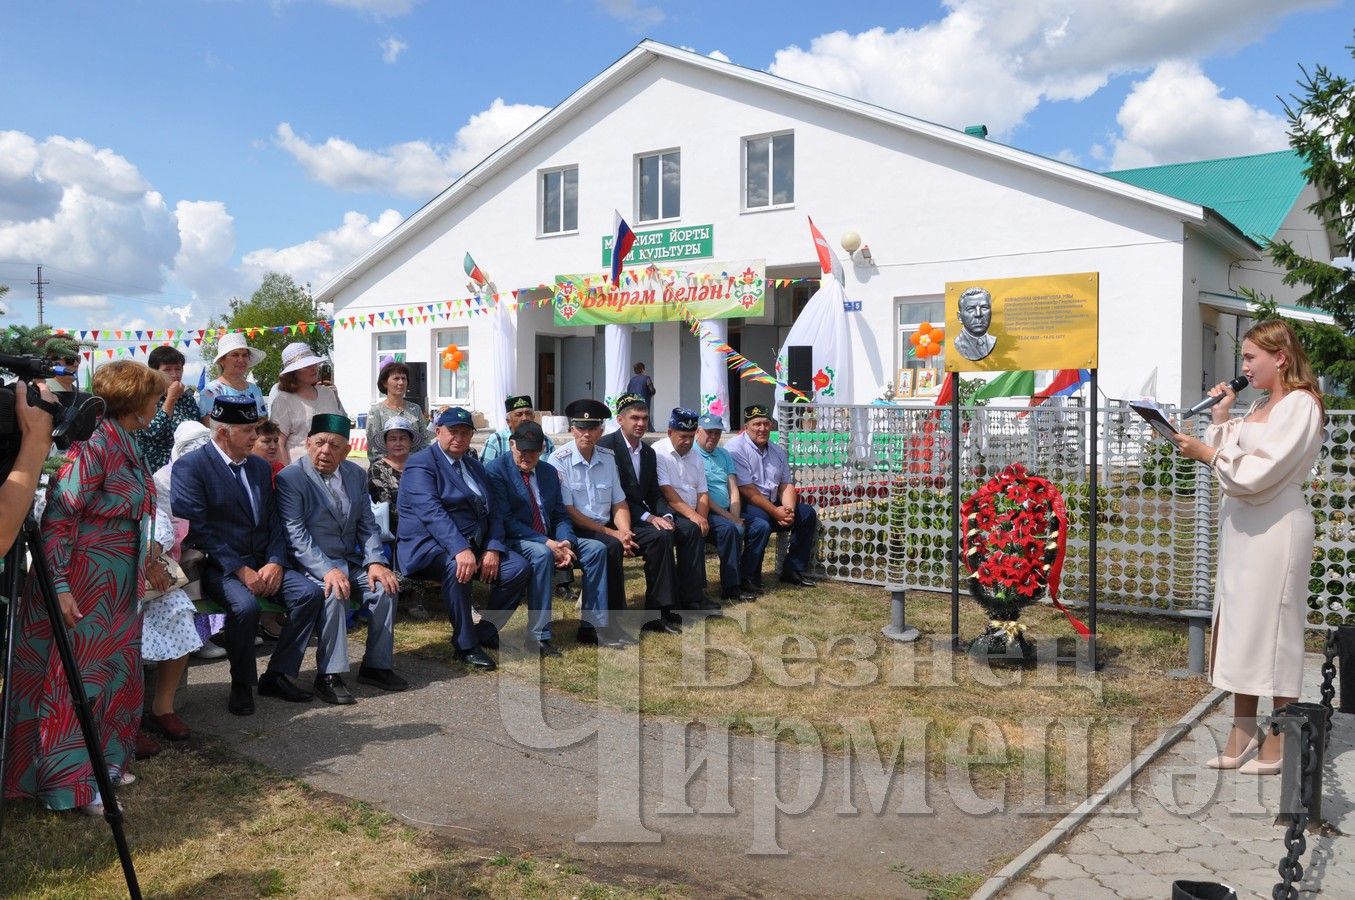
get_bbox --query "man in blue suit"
[397,407,529,671]
[275,413,407,703]
[172,396,324,716]
[485,420,625,654]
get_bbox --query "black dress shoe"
[258,672,314,703]
[228,682,255,716]
[641,617,682,635]
[682,596,723,611]
[524,638,563,658]
[357,666,409,692]
[722,588,758,602]
[738,579,765,596]
[457,647,497,671]
[314,673,356,705]
[779,570,817,587]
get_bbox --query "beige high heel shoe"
[1205,735,1259,769]
[1238,753,1283,775]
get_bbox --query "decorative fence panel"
[777,402,1355,630]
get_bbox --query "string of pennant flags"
[677,305,810,402]
[24,269,825,344]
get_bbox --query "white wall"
[330,55,1217,415]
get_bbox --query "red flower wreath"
[960,463,1089,636]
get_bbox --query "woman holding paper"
[1173,320,1324,774]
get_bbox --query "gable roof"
[1104,151,1308,244]
[316,41,1245,303]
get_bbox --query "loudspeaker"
[785,345,813,402]
[405,361,428,415]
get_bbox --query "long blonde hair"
[1243,319,1324,416]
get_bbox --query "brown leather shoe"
[145,711,191,741]
[134,730,162,760]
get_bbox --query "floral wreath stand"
[960,463,1089,661]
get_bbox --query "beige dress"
[1207,390,1324,697]
[270,385,347,462]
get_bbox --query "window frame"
[741,130,795,212]
[539,164,579,236]
[432,327,471,404]
[895,297,946,397]
[635,148,681,223]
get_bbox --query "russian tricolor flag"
[1027,369,1091,410]
[610,210,636,286]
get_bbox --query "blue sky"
[2,0,1352,342]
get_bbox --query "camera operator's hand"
[16,380,56,447]
[58,591,82,628]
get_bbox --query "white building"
[316,41,1336,422]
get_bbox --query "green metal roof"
[1103,150,1308,243]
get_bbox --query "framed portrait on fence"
[915,368,938,395]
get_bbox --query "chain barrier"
[1320,630,1338,750]
[1272,718,1319,899]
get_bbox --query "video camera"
[0,353,104,478]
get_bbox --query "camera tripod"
[0,509,141,899]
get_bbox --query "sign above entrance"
[944,271,1099,372]
[602,223,713,267]
[554,258,766,326]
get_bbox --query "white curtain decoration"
[604,324,633,431]
[486,285,517,430]
[698,318,731,428]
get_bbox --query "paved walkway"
[995,654,1355,899]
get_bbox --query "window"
[895,298,945,397]
[637,150,680,222]
[744,132,794,209]
[434,327,470,401]
[541,166,579,234]
[374,332,406,386]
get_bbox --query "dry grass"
[0,741,684,899]
[394,557,1210,799]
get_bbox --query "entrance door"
[537,351,556,413]
[560,335,595,402]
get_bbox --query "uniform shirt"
[549,441,626,524]
[652,437,707,509]
[481,427,555,463]
[696,444,737,511]
[726,431,794,502]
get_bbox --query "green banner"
[602,223,713,267]
[554,259,765,326]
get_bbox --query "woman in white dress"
[270,342,347,461]
[1174,320,1325,774]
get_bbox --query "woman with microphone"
[1173,320,1325,774]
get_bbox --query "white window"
[434,327,470,402]
[541,166,579,234]
[637,150,680,222]
[374,332,406,381]
[743,132,794,210]
[895,298,946,397]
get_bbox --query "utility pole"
[31,264,49,326]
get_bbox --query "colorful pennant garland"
[677,306,810,402]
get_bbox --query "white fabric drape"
[604,324,633,432]
[776,277,854,405]
[698,318,730,428]
[486,285,517,430]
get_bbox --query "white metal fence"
[777,402,1355,630]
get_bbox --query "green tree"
[201,272,331,393]
[1260,36,1355,396]
[0,321,89,361]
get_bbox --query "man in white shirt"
[652,407,721,612]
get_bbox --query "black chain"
[1273,719,1316,899]
[1321,630,1338,750]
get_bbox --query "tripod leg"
[0,540,24,838]
[21,516,141,900]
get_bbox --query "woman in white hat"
[196,332,268,419]
[271,341,348,461]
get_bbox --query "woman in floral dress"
[3,361,169,814]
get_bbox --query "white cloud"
[597,0,663,27]
[241,208,403,289]
[0,130,179,302]
[766,0,1324,138]
[318,0,418,17]
[173,199,243,311]
[275,97,548,197]
[1108,61,1288,169]
[380,36,407,64]
[1052,148,1083,166]
[161,302,194,324]
[53,294,111,311]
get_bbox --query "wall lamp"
[840,230,874,266]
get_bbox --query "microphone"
[1184,375,1249,418]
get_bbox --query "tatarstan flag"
[464,252,487,286]
[972,370,1036,401]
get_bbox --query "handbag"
[371,500,395,542]
[142,555,190,603]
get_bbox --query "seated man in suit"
[695,413,769,600]
[549,399,666,637]
[397,406,529,671]
[726,404,819,587]
[275,413,407,703]
[172,396,325,716]
[600,394,716,623]
[485,420,626,653]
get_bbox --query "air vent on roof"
[965,124,989,139]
